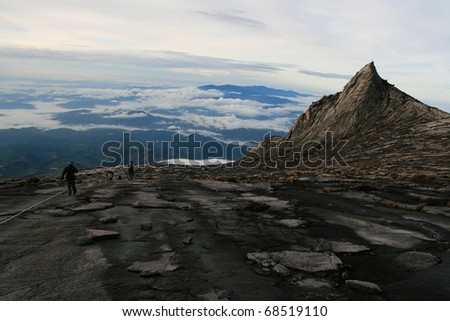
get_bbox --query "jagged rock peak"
[285,61,392,142]
[340,61,387,97]
[242,61,450,170]
[357,61,379,78]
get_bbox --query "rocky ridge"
[243,62,450,173]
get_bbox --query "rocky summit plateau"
[1,63,449,301]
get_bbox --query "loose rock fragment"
[182,237,193,245]
[346,280,383,293]
[273,264,291,277]
[86,229,120,240]
[393,251,440,272]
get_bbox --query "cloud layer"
[0,82,314,141]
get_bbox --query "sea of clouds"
[0,82,315,140]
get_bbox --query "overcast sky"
[1,0,449,111]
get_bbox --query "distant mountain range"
[199,85,312,105]
[0,84,313,178]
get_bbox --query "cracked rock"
[247,251,342,272]
[128,253,180,277]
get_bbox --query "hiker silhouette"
[61,161,78,196]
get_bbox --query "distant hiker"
[128,161,134,180]
[105,170,114,180]
[61,161,78,196]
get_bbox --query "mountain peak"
[357,61,382,80]
[243,62,450,170]
[341,61,386,97]
[360,61,377,74]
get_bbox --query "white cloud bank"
[0,84,311,133]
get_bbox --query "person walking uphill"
[61,161,78,196]
[128,161,134,180]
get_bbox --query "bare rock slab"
[305,239,369,253]
[272,264,291,277]
[277,219,305,228]
[296,278,333,289]
[247,251,342,272]
[86,229,120,240]
[128,253,180,277]
[346,280,383,294]
[393,251,440,272]
[330,241,370,253]
[73,202,113,212]
[278,251,343,272]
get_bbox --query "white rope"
[0,189,67,225]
